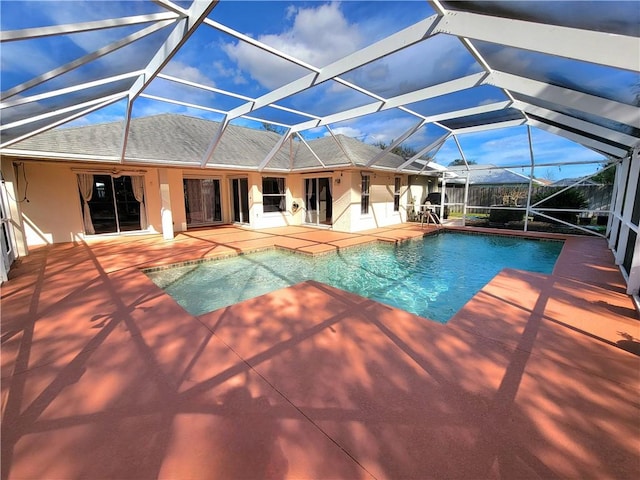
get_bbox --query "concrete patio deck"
[1,224,638,479]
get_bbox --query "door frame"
[182,176,224,227]
[229,176,250,225]
[303,176,333,226]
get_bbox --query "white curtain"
[131,176,147,230]
[77,174,95,234]
[277,177,286,212]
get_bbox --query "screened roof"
[1,0,638,177]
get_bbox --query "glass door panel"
[305,177,332,226]
[88,174,117,234]
[305,178,318,224]
[232,178,249,224]
[184,178,222,226]
[84,175,142,234]
[114,176,141,232]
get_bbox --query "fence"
[445,184,613,215]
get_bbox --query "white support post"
[609,157,630,251]
[463,172,470,226]
[440,173,446,222]
[524,125,535,232]
[119,96,134,163]
[606,162,620,239]
[628,232,640,296]
[615,152,640,266]
[452,134,470,225]
[158,169,174,241]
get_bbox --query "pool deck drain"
[2,225,638,479]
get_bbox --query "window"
[263,177,286,213]
[393,177,401,212]
[361,174,370,215]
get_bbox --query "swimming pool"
[145,232,562,323]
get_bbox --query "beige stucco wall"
[2,157,417,251]
[6,161,83,245]
[1,158,163,248]
[346,171,409,232]
[407,175,438,218]
[250,172,306,229]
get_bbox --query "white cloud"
[40,1,139,53]
[211,61,247,86]
[223,2,363,90]
[1,42,60,76]
[343,34,479,98]
[163,61,216,87]
[327,126,365,138]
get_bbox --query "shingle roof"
[8,113,409,172]
[447,164,544,185]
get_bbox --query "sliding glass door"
[1,180,16,281]
[79,174,145,235]
[183,178,222,227]
[231,177,250,224]
[304,177,332,226]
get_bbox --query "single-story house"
[1,114,442,253]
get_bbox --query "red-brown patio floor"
[1,224,638,479]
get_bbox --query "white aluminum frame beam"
[451,118,526,135]
[120,1,219,164]
[365,119,426,167]
[157,73,254,101]
[396,132,450,172]
[1,92,126,131]
[204,18,319,73]
[1,12,181,42]
[313,73,485,129]
[127,1,219,102]
[294,133,327,169]
[200,116,229,167]
[226,14,442,119]
[139,93,227,115]
[1,94,126,149]
[528,118,629,158]
[514,101,639,149]
[326,126,357,166]
[486,71,640,127]
[2,19,176,101]
[258,130,292,171]
[435,10,640,72]
[0,71,143,109]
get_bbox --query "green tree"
[591,163,615,184]
[448,159,477,166]
[532,188,588,224]
[261,122,286,135]
[373,141,420,160]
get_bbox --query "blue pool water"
[145,233,563,323]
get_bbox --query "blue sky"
[2,0,628,179]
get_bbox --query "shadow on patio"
[1,228,638,479]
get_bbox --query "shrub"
[532,188,588,224]
[489,207,523,224]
